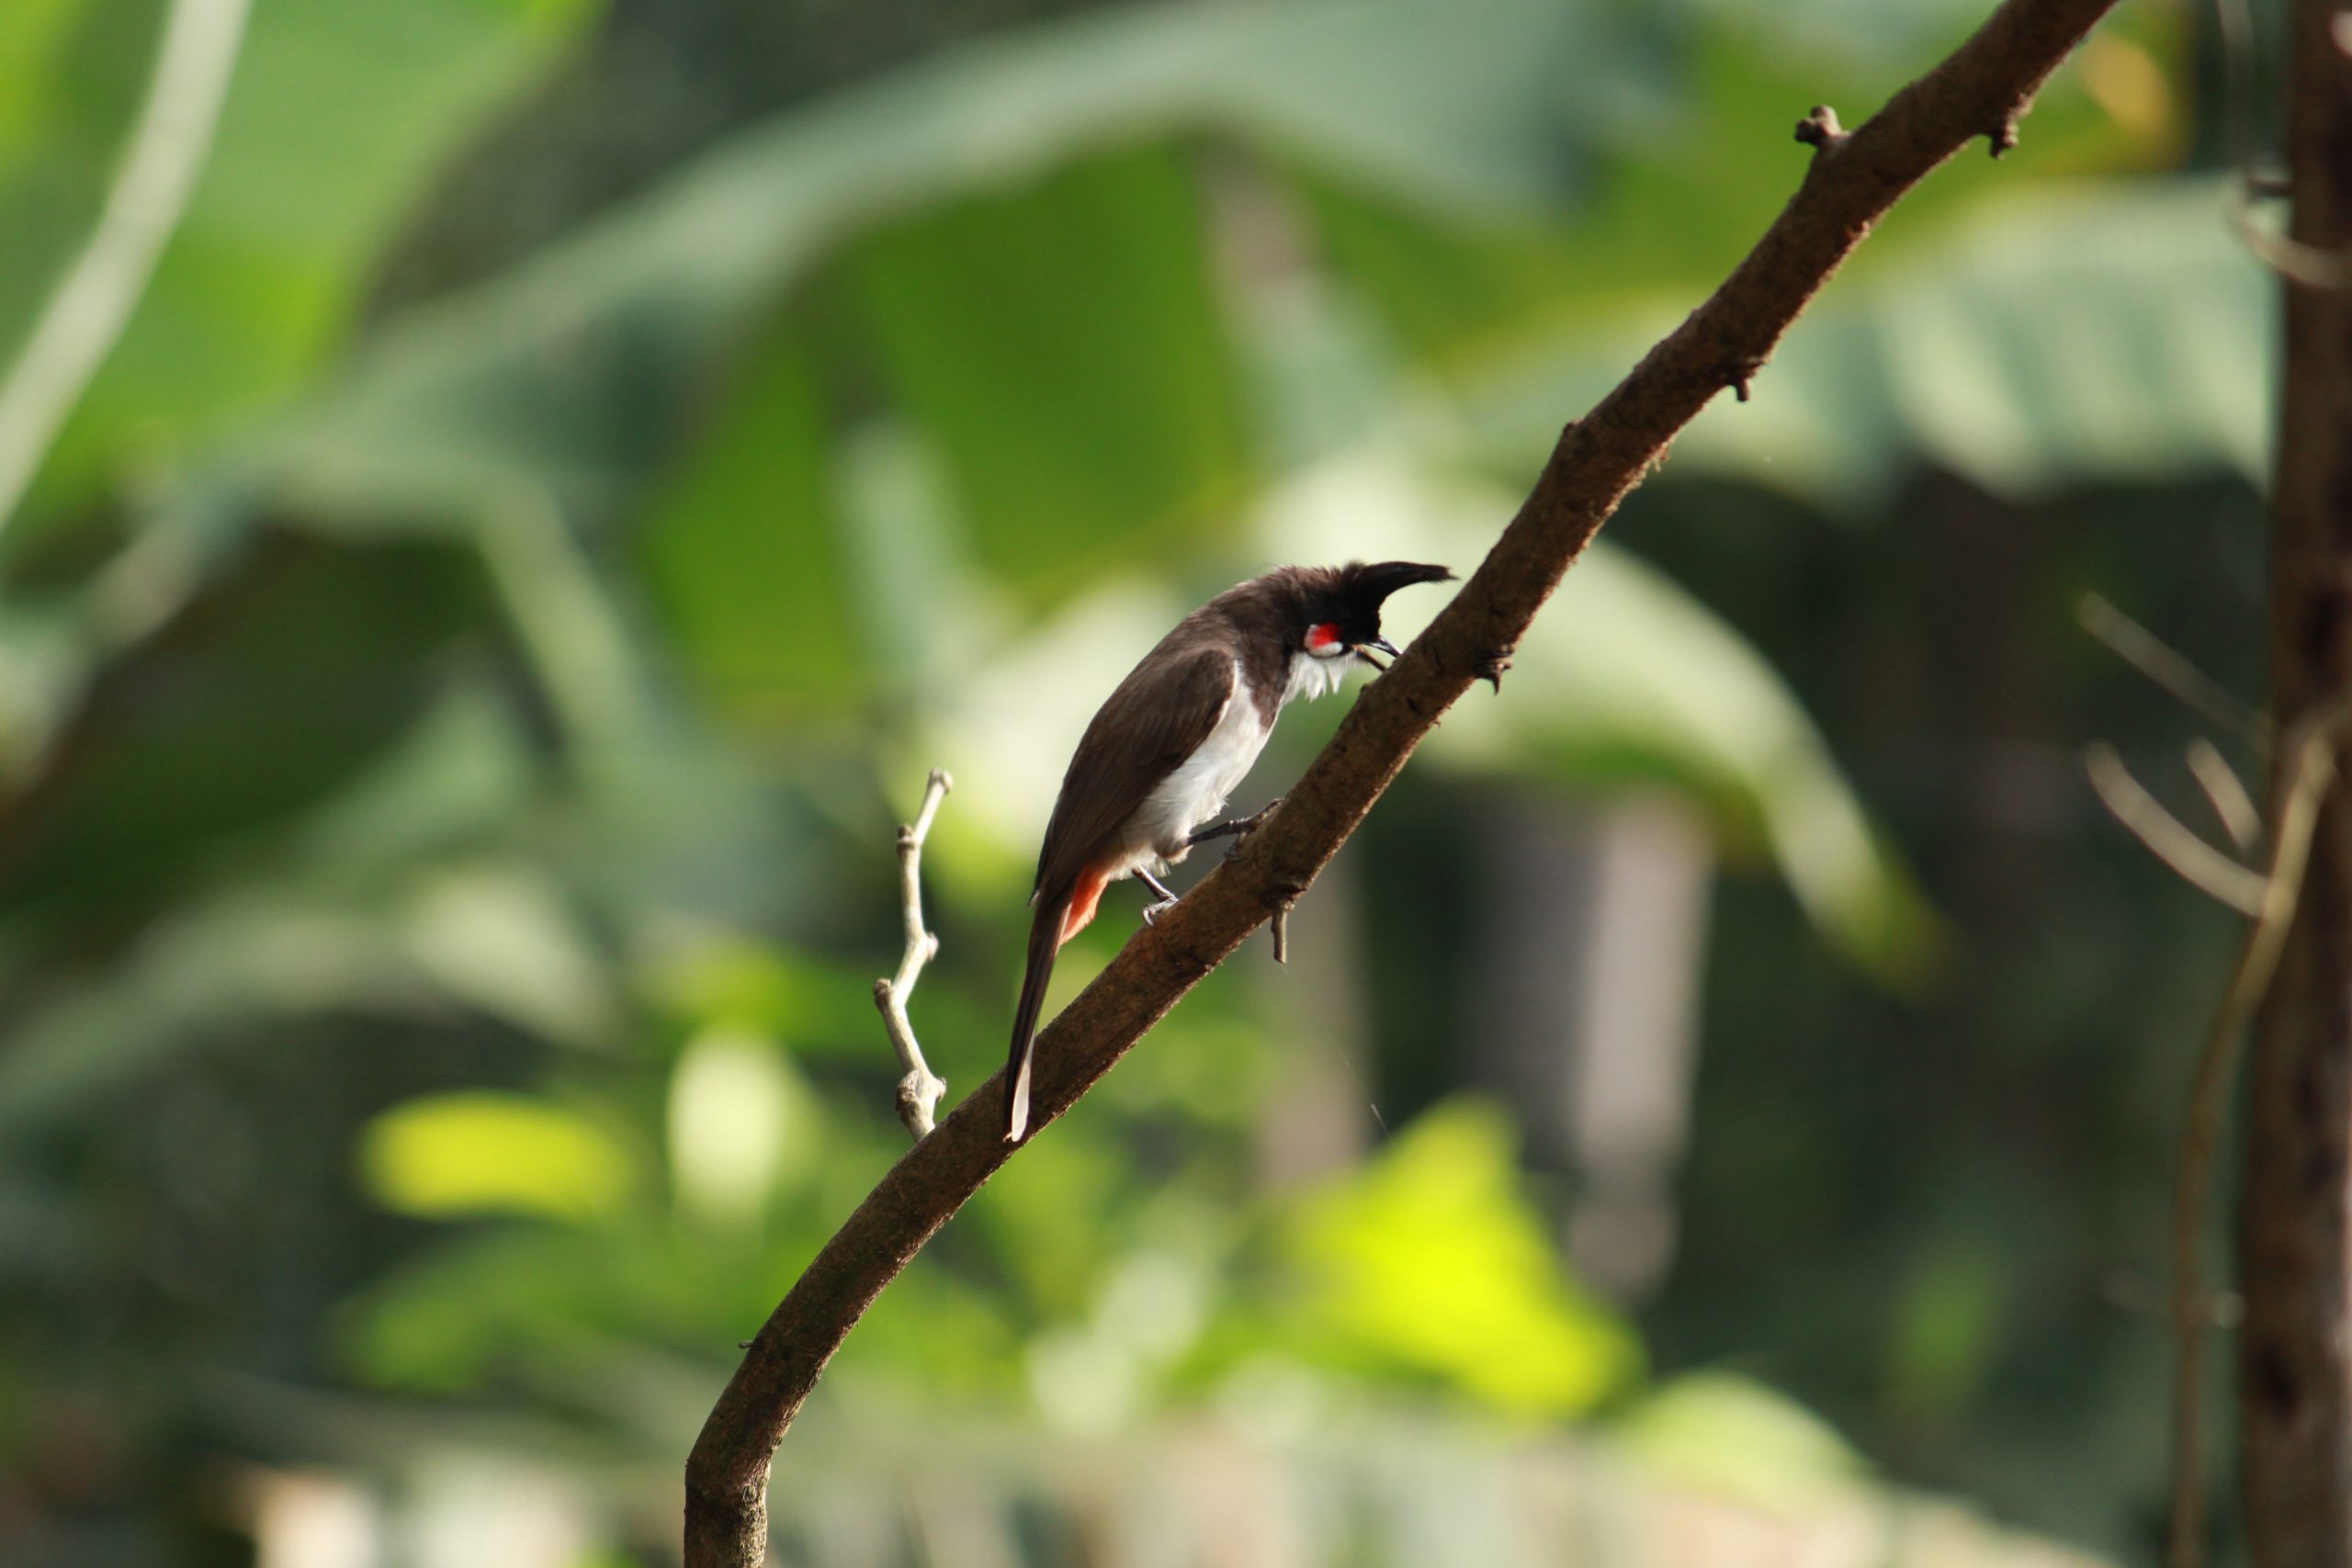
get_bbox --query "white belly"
[1128,660,1270,866]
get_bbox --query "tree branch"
[683,0,2124,1560]
[876,769,953,1140]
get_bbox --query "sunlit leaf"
[359,1091,634,1223]
[1281,1100,1639,1416]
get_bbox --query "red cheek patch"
[1306,622,1341,652]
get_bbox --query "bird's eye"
[1306,622,1343,654]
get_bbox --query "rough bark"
[684,0,2125,1561]
[2239,1,2352,1557]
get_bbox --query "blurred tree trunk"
[1464,793,1711,1303]
[2240,0,2352,1556]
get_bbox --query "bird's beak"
[1356,635,1402,671]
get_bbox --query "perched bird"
[1002,560,1454,1141]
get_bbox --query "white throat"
[1283,649,1350,705]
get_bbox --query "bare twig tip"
[1987,110,2020,158]
[1795,105,1847,150]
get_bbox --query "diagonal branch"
[684,0,2125,1561]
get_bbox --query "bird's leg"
[1137,868,1181,926]
[1186,796,1283,856]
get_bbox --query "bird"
[1002,559,1454,1142]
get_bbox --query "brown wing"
[1034,645,1236,903]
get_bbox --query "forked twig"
[875,770,953,1140]
[2084,742,2267,915]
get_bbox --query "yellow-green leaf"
[358,1091,632,1223]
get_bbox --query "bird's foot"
[1188,797,1283,857]
[1136,868,1180,926]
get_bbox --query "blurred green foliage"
[0,0,2268,1561]
[1269,1103,1640,1416]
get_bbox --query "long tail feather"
[1004,897,1066,1143]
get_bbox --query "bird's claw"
[1186,798,1284,864]
[1141,897,1180,926]
[1223,798,1282,862]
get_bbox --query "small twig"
[2084,743,2267,915]
[874,770,953,1141]
[2166,698,2352,1568]
[2186,738,2262,852]
[2076,594,2263,742]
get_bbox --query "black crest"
[1333,560,1455,612]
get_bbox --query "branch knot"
[1986,107,2020,158]
[1726,354,1769,402]
[1794,104,1847,152]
